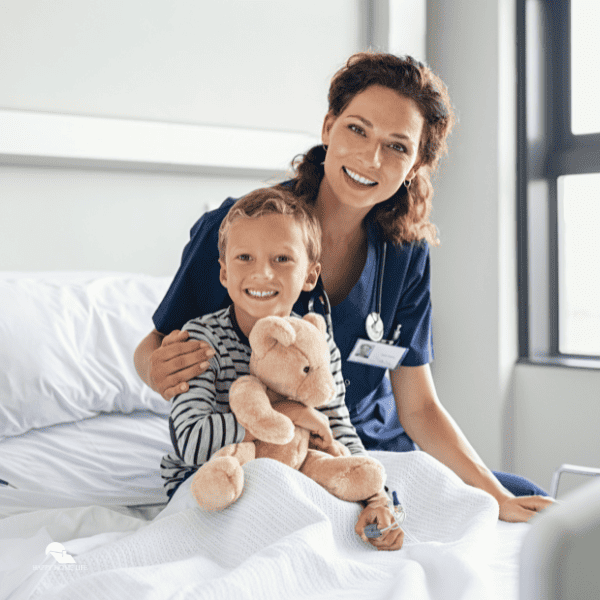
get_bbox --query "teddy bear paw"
[305,455,386,503]
[249,414,295,445]
[191,456,244,511]
[335,457,386,501]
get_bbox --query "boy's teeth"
[247,289,277,298]
[344,167,377,186]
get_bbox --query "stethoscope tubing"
[309,241,388,342]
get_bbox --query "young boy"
[160,187,367,500]
[160,187,403,550]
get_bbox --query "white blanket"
[1,451,524,600]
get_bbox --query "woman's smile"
[342,166,378,187]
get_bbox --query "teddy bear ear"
[302,313,327,336]
[249,316,297,357]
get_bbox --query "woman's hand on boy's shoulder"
[150,329,215,400]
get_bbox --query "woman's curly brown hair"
[277,52,455,246]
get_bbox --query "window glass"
[571,0,600,134]
[558,173,600,355]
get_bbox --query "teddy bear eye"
[303,366,310,373]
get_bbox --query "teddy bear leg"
[190,442,256,511]
[300,449,386,503]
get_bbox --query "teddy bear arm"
[309,437,351,457]
[272,403,334,448]
[300,450,386,503]
[229,375,295,445]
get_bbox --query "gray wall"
[427,0,600,495]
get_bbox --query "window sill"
[517,355,600,371]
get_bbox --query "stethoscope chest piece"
[365,312,384,342]
[364,241,387,342]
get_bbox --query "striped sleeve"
[316,331,367,456]
[168,321,245,467]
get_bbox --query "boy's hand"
[272,401,334,448]
[355,492,404,551]
[149,330,215,400]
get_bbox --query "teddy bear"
[191,313,386,511]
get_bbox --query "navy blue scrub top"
[153,197,434,453]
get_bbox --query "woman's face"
[320,85,424,213]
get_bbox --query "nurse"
[135,52,553,522]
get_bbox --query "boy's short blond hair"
[218,187,322,264]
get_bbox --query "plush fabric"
[0,273,170,439]
[191,314,385,511]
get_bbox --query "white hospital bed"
[0,271,595,600]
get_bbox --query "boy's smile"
[245,289,277,298]
[219,213,320,338]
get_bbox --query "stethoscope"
[308,241,402,345]
[364,241,387,342]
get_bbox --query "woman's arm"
[134,328,215,400]
[390,363,553,522]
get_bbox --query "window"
[517,0,600,364]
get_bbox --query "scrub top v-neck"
[153,196,434,453]
[304,220,421,452]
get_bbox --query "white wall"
[514,364,600,497]
[427,0,600,494]
[0,0,363,134]
[1,165,263,276]
[0,0,365,275]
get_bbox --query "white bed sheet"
[0,452,531,600]
[0,411,171,518]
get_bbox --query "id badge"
[347,338,408,370]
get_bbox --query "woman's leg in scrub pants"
[492,471,550,497]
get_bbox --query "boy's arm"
[315,332,368,456]
[169,323,245,466]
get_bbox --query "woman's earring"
[404,178,412,189]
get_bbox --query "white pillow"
[0,273,172,439]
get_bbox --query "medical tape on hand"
[378,520,401,534]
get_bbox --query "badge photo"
[348,338,408,370]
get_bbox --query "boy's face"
[219,213,321,337]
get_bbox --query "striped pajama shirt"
[160,306,367,498]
